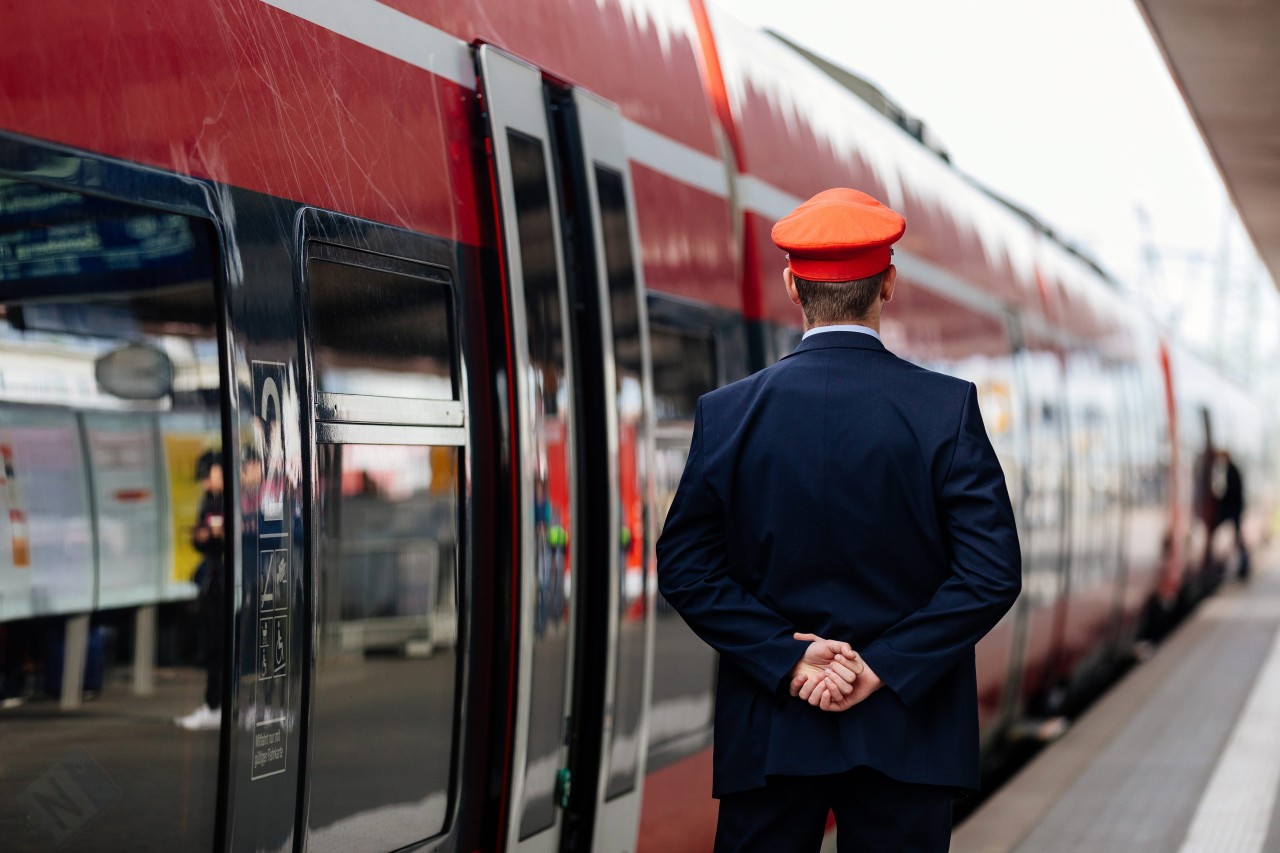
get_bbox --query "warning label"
[251,718,287,780]
[258,549,288,681]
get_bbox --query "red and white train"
[0,1,1271,851]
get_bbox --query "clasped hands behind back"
[788,632,883,712]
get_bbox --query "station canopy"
[1137,0,1280,291]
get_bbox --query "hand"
[788,632,855,706]
[818,654,883,713]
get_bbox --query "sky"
[727,0,1279,385]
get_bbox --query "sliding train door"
[479,46,581,853]
[479,45,656,852]
[569,89,657,851]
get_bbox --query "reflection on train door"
[479,46,582,852]
[480,46,660,851]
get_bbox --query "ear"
[784,267,802,306]
[881,265,897,304]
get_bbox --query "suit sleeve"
[859,383,1022,707]
[656,397,807,693]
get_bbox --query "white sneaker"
[176,704,221,730]
[175,703,208,726]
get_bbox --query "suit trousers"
[714,767,953,853]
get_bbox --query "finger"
[798,674,820,702]
[793,632,819,643]
[789,673,806,697]
[822,683,850,712]
[819,643,846,666]
[827,659,858,685]
[834,650,865,671]
[830,671,855,696]
[807,681,826,706]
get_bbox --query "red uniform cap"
[771,188,906,282]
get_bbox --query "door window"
[308,442,459,850]
[303,244,464,852]
[595,164,648,800]
[0,177,223,850]
[507,128,577,840]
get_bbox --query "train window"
[595,165,647,800]
[307,442,460,851]
[651,328,716,424]
[507,127,577,840]
[308,243,456,402]
[0,177,223,850]
[647,324,719,767]
[301,228,464,850]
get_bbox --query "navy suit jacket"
[656,331,1021,797]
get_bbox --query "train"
[0,0,1273,850]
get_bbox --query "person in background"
[1215,449,1249,580]
[176,450,225,731]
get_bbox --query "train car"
[0,1,1271,851]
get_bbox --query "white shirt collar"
[801,323,881,341]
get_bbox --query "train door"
[561,90,658,851]
[1014,340,1071,708]
[1060,351,1125,688]
[478,46,657,851]
[1101,367,1136,655]
[296,217,468,853]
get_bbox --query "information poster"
[0,427,31,621]
[84,412,165,610]
[0,407,94,616]
[161,412,220,600]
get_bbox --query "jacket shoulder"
[698,349,974,415]
[890,355,973,394]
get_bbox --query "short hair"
[793,269,887,326]
[195,449,221,481]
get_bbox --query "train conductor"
[656,188,1022,852]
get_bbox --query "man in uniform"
[656,189,1021,851]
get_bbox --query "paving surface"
[953,547,1280,853]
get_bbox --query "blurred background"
[735,0,1280,425]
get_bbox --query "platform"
[952,545,1280,853]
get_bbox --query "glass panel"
[308,443,459,852]
[1122,365,1166,579]
[0,177,221,851]
[1063,353,1125,672]
[647,326,718,767]
[650,328,715,425]
[1020,349,1069,612]
[596,166,646,799]
[308,251,455,400]
[507,130,574,839]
